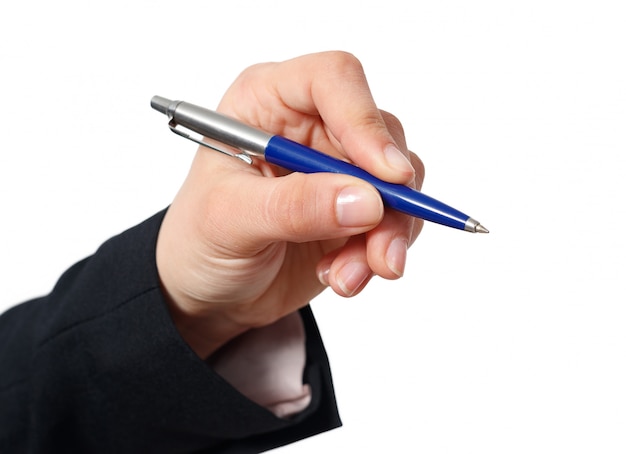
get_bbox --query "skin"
[156,51,426,359]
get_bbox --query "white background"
[1,1,625,452]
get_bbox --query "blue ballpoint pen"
[151,96,488,234]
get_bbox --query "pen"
[151,96,488,234]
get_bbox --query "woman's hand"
[156,51,425,358]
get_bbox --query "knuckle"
[380,110,405,137]
[323,50,364,73]
[380,110,408,150]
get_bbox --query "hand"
[156,51,425,358]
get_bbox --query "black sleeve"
[0,211,341,453]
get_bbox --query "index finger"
[247,51,417,185]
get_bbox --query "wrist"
[161,286,250,359]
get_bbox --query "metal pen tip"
[475,224,489,234]
[464,217,489,234]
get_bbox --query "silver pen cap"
[150,96,271,157]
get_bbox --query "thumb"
[226,171,384,248]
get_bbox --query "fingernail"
[386,237,408,277]
[336,186,383,227]
[318,266,330,286]
[384,144,414,175]
[336,261,371,296]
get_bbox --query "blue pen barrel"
[265,136,470,230]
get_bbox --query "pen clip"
[167,119,254,165]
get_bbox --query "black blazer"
[0,211,341,453]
